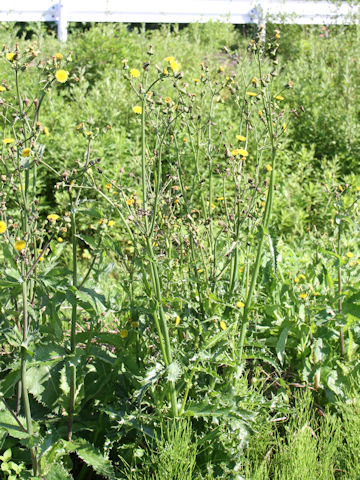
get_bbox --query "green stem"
[338,218,345,358]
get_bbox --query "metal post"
[57,0,68,42]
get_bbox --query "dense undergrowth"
[0,18,359,479]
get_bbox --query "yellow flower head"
[294,277,300,283]
[6,53,15,62]
[43,126,50,136]
[265,164,273,172]
[130,68,140,78]
[47,214,60,222]
[55,70,69,83]
[251,77,258,84]
[346,252,354,258]
[163,68,169,76]
[218,66,224,72]
[236,301,245,308]
[108,220,115,227]
[175,316,180,326]
[127,198,135,206]
[220,321,227,330]
[164,56,175,62]
[131,321,139,328]
[275,95,284,101]
[0,221,7,234]
[57,237,64,243]
[0,86,6,92]
[55,53,63,60]
[105,183,112,190]
[132,105,142,115]
[246,91,257,97]
[14,240,26,251]
[3,138,14,145]
[236,135,246,142]
[120,329,128,338]
[299,293,307,299]
[21,148,30,158]
[165,96,172,104]
[193,78,200,83]
[169,59,179,72]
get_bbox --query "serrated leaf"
[45,463,73,480]
[0,408,30,440]
[64,439,115,480]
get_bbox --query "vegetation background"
[0,18,360,479]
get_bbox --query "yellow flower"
[299,274,306,280]
[6,53,15,62]
[220,321,227,330]
[47,213,60,222]
[0,221,7,234]
[131,321,139,328]
[231,148,248,157]
[39,256,44,262]
[236,301,245,308]
[43,126,50,135]
[0,86,5,92]
[183,138,188,143]
[55,70,69,83]
[130,68,140,78]
[14,240,26,251]
[236,135,246,142]
[246,91,257,97]
[346,252,354,258]
[193,78,200,83]
[283,123,287,132]
[120,329,128,338]
[165,96,172,104]
[294,277,300,283]
[163,68,169,76]
[275,32,281,39]
[217,196,224,201]
[108,220,115,227]
[275,95,284,101]
[3,138,14,145]
[105,183,112,190]
[132,105,142,115]
[55,53,63,60]
[265,164,273,172]
[211,203,216,209]
[218,66,224,72]
[164,56,175,62]
[251,77,258,84]
[299,293,307,299]
[175,316,180,326]
[57,237,64,243]
[127,198,135,206]
[169,59,179,72]
[21,147,30,157]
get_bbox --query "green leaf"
[0,408,30,440]
[276,324,291,365]
[45,464,72,480]
[64,438,115,480]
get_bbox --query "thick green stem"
[67,210,77,441]
[337,219,345,358]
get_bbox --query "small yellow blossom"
[218,66,224,72]
[55,70,69,83]
[299,274,306,280]
[14,240,26,251]
[236,301,245,308]
[165,96,172,104]
[127,198,135,206]
[39,256,44,262]
[164,56,175,62]
[217,196,224,201]
[299,293,307,299]
[246,91,257,97]
[275,95,284,101]
[21,147,30,157]
[169,59,179,72]
[132,105,142,115]
[130,68,140,78]
[57,237,64,243]
[251,77,258,84]
[265,164,273,172]
[55,53,63,60]
[346,252,354,258]
[0,221,7,234]
[47,213,60,222]
[0,86,5,92]
[131,321,139,328]
[211,203,216,209]
[163,68,168,76]
[283,123,287,132]
[105,183,112,190]
[220,321,227,330]
[120,329,128,338]
[183,138,188,143]
[294,277,300,283]
[236,135,246,142]
[108,220,115,227]
[356,186,360,192]
[3,138,14,145]
[275,31,281,39]
[6,53,15,62]
[175,316,180,326]
[43,126,50,135]
[193,78,200,83]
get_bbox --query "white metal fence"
[0,0,359,42]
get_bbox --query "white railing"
[0,0,359,42]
